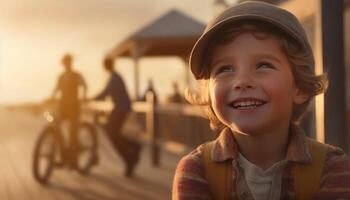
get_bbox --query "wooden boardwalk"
[0,108,182,200]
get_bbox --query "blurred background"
[0,0,349,199]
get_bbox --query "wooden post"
[134,57,140,100]
[131,43,150,100]
[146,91,160,166]
[181,56,191,87]
[93,112,99,125]
[132,45,141,100]
[321,0,347,151]
[314,0,325,143]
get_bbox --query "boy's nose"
[233,82,255,91]
[232,74,256,91]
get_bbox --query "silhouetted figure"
[167,82,184,103]
[94,58,141,177]
[51,53,87,167]
[141,79,158,103]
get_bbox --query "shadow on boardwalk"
[0,108,181,200]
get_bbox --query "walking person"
[94,57,141,177]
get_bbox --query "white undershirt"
[238,153,285,200]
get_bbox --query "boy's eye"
[257,62,275,69]
[215,65,234,75]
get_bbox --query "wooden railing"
[85,92,214,167]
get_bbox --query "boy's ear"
[293,89,309,104]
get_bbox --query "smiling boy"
[209,30,307,170]
[172,1,350,200]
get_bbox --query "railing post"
[321,0,347,151]
[146,91,160,166]
[93,112,99,125]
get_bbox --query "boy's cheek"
[210,86,228,105]
[209,87,227,109]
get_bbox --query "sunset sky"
[0,0,215,104]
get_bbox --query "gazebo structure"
[107,9,205,100]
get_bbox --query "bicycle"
[32,106,99,184]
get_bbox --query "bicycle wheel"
[32,127,57,184]
[76,122,98,175]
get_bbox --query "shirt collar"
[211,125,311,163]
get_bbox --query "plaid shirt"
[172,127,350,200]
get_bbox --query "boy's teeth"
[232,100,264,109]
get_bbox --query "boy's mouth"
[229,97,267,110]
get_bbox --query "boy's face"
[208,32,307,136]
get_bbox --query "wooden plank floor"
[0,108,183,200]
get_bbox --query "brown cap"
[190,1,313,79]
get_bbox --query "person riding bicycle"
[51,53,88,168]
[93,57,141,177]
